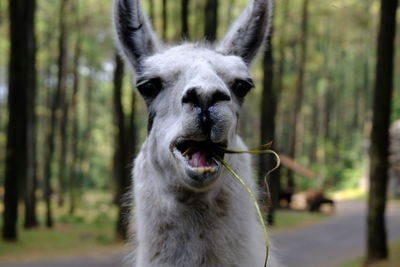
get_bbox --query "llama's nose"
[182,87,231,132]
[181,87,231,109]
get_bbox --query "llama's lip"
[171,138,226,176]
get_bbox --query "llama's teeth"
[193,167,205,173]
[192,167,217,173]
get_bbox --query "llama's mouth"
[172,138,226,189]
[174,139,226,172]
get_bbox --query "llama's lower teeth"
[192,167,216,174]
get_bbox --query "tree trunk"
[69,34,81,215]
[113,53,125,204]
[78,72,94,191]
[366,0,398,264]
[42,0,70,228]
[24,110,38,229]
[204,0,218,41]
[24,0,39,229]
[259,27,280,226]
[287,0,309,189]
[113,54,133,240]
[276,0,290,97]
[162,0,167,39]
[3,0,36,240]
[43,95,55,228]
[56,0,71,207]
[181,0,189,39]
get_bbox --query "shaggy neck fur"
[132,136,270,267]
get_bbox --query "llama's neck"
[132,150,265,267]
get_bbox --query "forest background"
[0,0,399,265]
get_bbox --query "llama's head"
[113,0,272,191]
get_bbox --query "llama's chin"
[171,138,226,191]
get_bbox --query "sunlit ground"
[272,209,332,232]
[338,242,400,267]
[2,188,397,264]
[0,190,336,262]
[0,191,124,262]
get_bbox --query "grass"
[332,188,367,201]
[272,209,332,232]
[338,242,400,267]
[0,191,333,262]
[0,191,124,262]
[0,221,123,262]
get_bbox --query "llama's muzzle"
[171,138,227,190]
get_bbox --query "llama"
[113,0,280,266]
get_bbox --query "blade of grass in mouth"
[210,143,280,267]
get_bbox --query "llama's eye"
[137,78,163,102]
[232,78,254,99]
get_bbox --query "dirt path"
[1,200,399,267]
[272,200,400,267]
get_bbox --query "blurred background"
[0,0,399,266]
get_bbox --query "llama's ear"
[217,0,273,65]
[113,0,161,72]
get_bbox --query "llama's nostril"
[182,87,200,106]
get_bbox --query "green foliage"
[0,0,397,195]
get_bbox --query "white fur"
[113,0,279,266]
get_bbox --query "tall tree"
[259,27,280,226]
[56,0,71,207]
[113,54,134,240]
[366,0,398,263]
[204,0,218,41]
[287,0,309,189]
[42,0,70,228]
[276,0,290,97]
[181,0,189,39]
[3,0,36,240]
[24,94,38,229]
[68,33,82,215]
[73,70,95,195]
[162,0,167,39]
[24,0,39,229]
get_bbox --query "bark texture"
[259,27,280,226]
[366,0,398,263]
[3,0,37,239]
[204,0,218,41]
[181,0,189,39]
[113,54,135,240]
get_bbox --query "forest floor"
[0,200,399,267]
[272,199,400,267]
[339,241,400,267]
